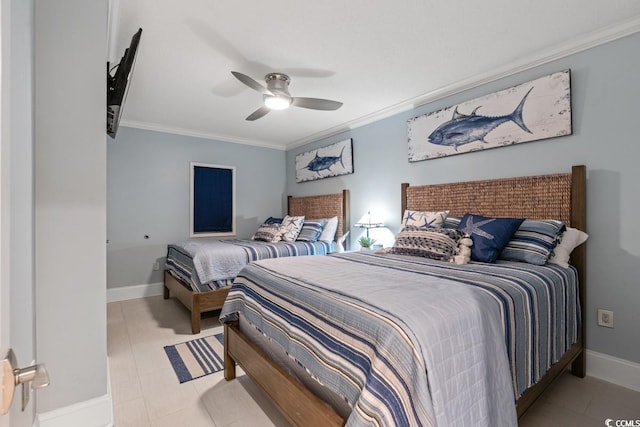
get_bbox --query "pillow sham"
[279,215,305,242]
[296,218,328,242]
[547,227,589,268]
[401,210,449,229]
[318,216,339,242]
[263,216,283,225]
[389,226,470,263]
[500,219,566,265]
[252,223,281,242]
[458,213,524,263]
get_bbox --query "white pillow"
[402,210,449,229]
[547,227,589,268]
[319,216,339,242]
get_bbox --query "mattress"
[165,238,336,292]
[220,251,580,427]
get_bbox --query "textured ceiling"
[108,0,640,150]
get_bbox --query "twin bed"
[219,165,587,426]
[164,190,350,333]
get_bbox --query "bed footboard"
[163,270,230,333]
[224,321,345,427]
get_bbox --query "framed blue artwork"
[295,138,354,183]
[408,70,572,161]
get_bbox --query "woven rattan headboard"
[287,189,350,240]
[401,165,587,372]
[401,165,585,229]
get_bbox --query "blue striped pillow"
[263,216,283,225]
[499,219,566,265]
[296,219,328,242]
[442,216,461,229]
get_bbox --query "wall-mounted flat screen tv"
[107,28,142,139]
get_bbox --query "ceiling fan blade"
[245,105,270,121]
[291,97,343,111]
[231,71,271,95]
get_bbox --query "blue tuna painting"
[295,138,354,183]
[408,70,572,162]
[306,145,345,174]
[428,87,533,151]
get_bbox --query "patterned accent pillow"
[401,210,449,229]
[252,223,281,242]
[458,213,524,263]
[296,218,328,242]
[278,215,305,242]
[389,226,469,262]
[500,219,566,265]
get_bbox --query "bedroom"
[1,0,639,426]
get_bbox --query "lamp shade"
[354,211,384,229]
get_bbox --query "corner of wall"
[586,350,640,392]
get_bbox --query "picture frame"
[295,138,354,183]
[408,70,572,161]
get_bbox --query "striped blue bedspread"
[220,251,580,427]
[166,239,336,292]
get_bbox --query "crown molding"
[286,15,640,150]
[118,120,287,151]
[117,16,640,152]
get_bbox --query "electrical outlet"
[152,261,160,271]
[597,309,614,328]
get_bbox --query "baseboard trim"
[107,282,164,302]
[34,361,113,427]
[586,349,640,392]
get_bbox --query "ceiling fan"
[231,71,343,121]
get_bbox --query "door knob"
[2,349,50,414]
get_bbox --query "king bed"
[164,189,350,333]
[219,166,586,426]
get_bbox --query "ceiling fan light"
[264,95,291,110]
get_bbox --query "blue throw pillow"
[264,216,283,225]
[458,213,524,263]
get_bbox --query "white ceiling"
[108,0,640,150]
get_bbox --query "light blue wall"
[107,127,286,289]
[286,32,640,363]
[35,0,108,413]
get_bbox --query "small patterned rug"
[164,333,225,383]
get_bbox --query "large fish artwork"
[305,145,346,174]
[407,70,572,162]
[295,138,354,183]
[428,87,533,151]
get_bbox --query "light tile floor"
[108,295,640,426]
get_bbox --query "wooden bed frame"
[223,165,586,425]
[164,189,350,334]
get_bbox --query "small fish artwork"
[408,70,572,161]
[295,138,353,183]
